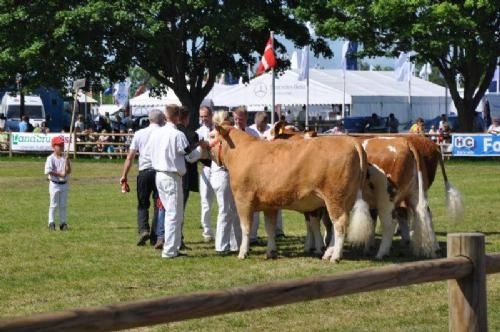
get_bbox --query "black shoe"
[154,239,164,250]
[276,233,286,239]
[179,242,191,251]
[137,232,150,246]
[48,223,56,231]
[60,224,68,231]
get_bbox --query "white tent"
[212,70,344,109]
[212,69,450,122]
[129,87,217,117]
[98,104,121,116]
[308,69,451,123]
[77,92,98,104]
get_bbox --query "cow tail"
[408,143,438,258]
[438,151,464,221]
[347,141,373,249]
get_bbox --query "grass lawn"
[0,156,499,331]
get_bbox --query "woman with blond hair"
[210,111,242,254]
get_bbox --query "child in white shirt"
[44,136,71,231]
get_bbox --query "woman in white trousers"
[210,164,241,253]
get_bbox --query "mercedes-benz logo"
[253,83,267,98]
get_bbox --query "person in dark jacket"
[176,107,200,249]
[177,107,199,205]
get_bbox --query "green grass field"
[0,156,499,331]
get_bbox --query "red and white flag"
[255,37,277,76]
[134,84,146,97]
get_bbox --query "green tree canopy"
[0,1,128,92]
[1,1,332,127]
[298,0,500,131]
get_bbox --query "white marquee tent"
[212,69,451,123]
[212,70,344,110]
[129,86,219,117]
[308,69,451,123]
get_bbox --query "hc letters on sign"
[452,134,500,157]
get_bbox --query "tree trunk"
[444,77,477,133]
[454,98,475,133]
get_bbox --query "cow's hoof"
[375,254,385,261]
[322,248,334,260]
[265,250,278,260]
[238,253,247,260]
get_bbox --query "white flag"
[218,73,225,85]
[419,63,432,80]
[341,41,349,71]
[394,52,410,82]
[290,51,299,70]
[113,80,131,108]
[298,46,309,81]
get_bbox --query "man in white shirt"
[249,111,271,139]
[120,109,164,246]
[243,110,285,242]
[285,110,294,124]
[195,106,215,242]
[149,105,206,259]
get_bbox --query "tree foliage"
[298,0,500,131]
[0,1,128,92]
[0,0,332,127]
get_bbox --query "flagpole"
[306,47,310,130]
[270,31,275,125]
[408,58,412,121]
[342,69,346,119]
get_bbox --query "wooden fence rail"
[0,234,499,332]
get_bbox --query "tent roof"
[129,89,181,107]
[77,92,98,103]
[308,69,446,97]
[212,70,344,107]
[98,104,121,116]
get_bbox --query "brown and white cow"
[270,122,445,258]
[208,120,373,263]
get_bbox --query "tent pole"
[408,58,412,121]
[342,69,346,119]
[270,31,275,125]
[305,47,310,130]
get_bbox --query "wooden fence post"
[448,233,487,332]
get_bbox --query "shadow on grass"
[177,234,447,264]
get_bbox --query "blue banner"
[452,134,500,157]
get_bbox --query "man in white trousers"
[238,109,285,244]
[195,106,215,242]
[149,105,206,259]
[210,111,241,254]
